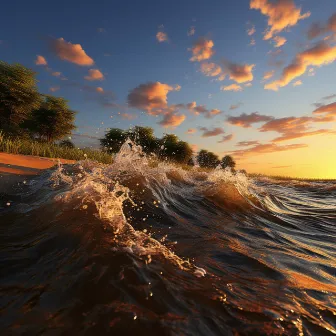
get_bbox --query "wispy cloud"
[218,134,233,143]
[227,112,274,127]
[187,26,195,36]
[307,13,336,39]
[273,36,287,48]
[221,84,243,92]
[199,127,225,137]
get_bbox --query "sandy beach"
[0,153,74,193]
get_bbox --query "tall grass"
[0,133,112,164]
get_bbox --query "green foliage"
[0,132,112,163]
[26,95,76,142]
[59,139,75,149]
[0,61,41,133]
[220,155,236,170]
[197,149,220,168]
[100,128,127,153]
[125,126,157,153]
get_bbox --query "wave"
[1,140,336,335]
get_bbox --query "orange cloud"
[199,127,225,137]
[189,38,215,62]
[273,36,287,47]
[127,82,178,115]
[307,13,336,39]
[49,86,60,92]
[250,0,310,40]
[156,31,168,43]
[247,24,256,36]
[186,128,196,134]
[187,26,195,36]
[265,42,336,90]
[231,142,308,157]
[35,55,47,65]
[51,38,94,66]
[271,129,331,142]
[236,140,260,147]
[85,69,104,81]
[227,112,274,128]
[249,38,256,46]
[259,116,312,133]
[52,71,61,77]
[159,113,186,128]
[313,102,336,116]
[200,62,223,77]
[121,113,137,120]
[230,103,243,110]
[184,102,222,118]
[221,84,243,92]
[293,80,302,86]
[218,134,233,143]
[96,87,104,93]
[223,61,255,83]
[263,70,275,80]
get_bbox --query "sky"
[1,0,336,178]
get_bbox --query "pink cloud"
[227,112,274,128]
[273,36,287,47]
[218,134,234,143]
[221,84,243,92]
[51,38,94,66]
[186,128,196,134]
[35,55,47,65]
[156,31,168,43]
[84,69,104,81]
[159,113,186,128]
[199,127,225,137]
[307,13,336,39]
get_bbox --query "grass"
[0,133,112,164]
[249,173,336,182]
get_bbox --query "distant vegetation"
[0,61,236,170]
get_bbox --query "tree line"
[100,127,236,170]
[0,61,236,170]
[0,61,76,143]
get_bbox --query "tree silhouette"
[197,149,220,168]
[220,155,236,170]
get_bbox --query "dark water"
[1,142,336,335]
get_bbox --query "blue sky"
[1,0,336,177]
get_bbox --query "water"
[1,141,335,335]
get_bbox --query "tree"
[0,61,41,134]
[157,134,192,163]
[100,128,127,153]
[27,95,76,142]
[59,139,75,148]
[220,155,236,170]
[197,149,220,168]
[125,126,156,153]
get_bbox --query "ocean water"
[0,141,335,335]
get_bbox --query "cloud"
[322,93,336,101]
[96,87,104,93]
[259,116,312,133]
[121,113,137,120]
[247,24,256,36]
[218,134,233,143]
[271,129,331,142]
[273,36,287,47]
[127,82,179,115]
[200,62,223,77]
[245,83,252,87]
[293,80,302,86]
[84,69,104,81]
[249,38,256,46]
[158,112,186,128]
[221,84,243,92]
[222,61,255,83]
[229,102,243,110]
[189,38,215,62]
[49,86,60,92]
[236,140,260,147]
[183,102,222,118]
[227,112,274,128]
[272,165,292,169]
[52,71,61,77]
[250,0,310,40]
[97,28,106,33]
[35,55,47,65]
[187,26,195,36]
[156,31,168,43]
[199,127,225,137]
[313,102,336,116]
[307,13,336,39]
[186,128,196,134]
[263,70,275,80]
[231,142,308,157]
[265,42,336,90]
[51,38,94,66]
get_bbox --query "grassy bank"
[0,133,112,164]
[249,173,336,182]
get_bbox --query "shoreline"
[0,152,75,193]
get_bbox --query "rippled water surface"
[1,142,336,335]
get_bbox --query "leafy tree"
[220,155,236,170]
[100,128,127,153]
[59,139,75,148]
[157,134,192,163]
[0,61,41,134]
[197,149,220,168]
[27,95,76,142]
[125,126,156,153]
